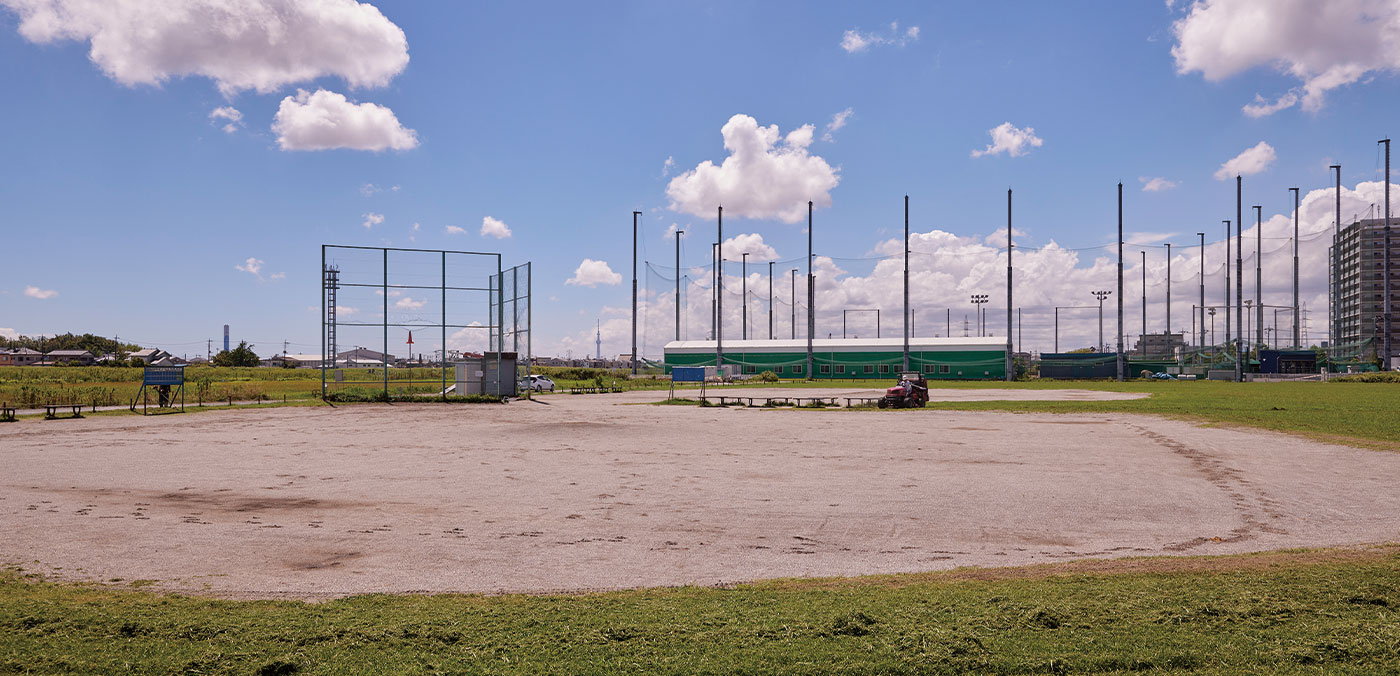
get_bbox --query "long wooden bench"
[43,403,83,420]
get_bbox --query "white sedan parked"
[520,374,556,392]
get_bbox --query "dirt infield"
[2,387,1398,598]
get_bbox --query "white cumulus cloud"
[971,122,1043,158]
[822,107,853,142]
[841,21,920,53]
[234,256,282,281]
[1172,0,1400,115]
[208,106,242,133]
[665,114,840,223]
[362,212,384,229]
[235,257,264,276]
[1214,141,1276,180]
[1139,176,1179,192]
[444,224,465,235]
[273,89,418,152]
[0,327,17,339]
[0,0,409,96]
[23,285,57,299]
[720,233,779,262]
[566,259,622,287]
[480,216,512,239]
[395,296,426,310]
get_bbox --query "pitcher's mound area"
[3,390,1397,598]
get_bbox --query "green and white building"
[662,337,1009,380]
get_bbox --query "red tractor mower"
[878,373,929,408]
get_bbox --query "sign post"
[131,365,186,415]
[670,366,706,400]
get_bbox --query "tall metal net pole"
[631,211,639,375]
[441,251,446,400]
[1289,188,1300,349]
[321,245,326,398]
[717,206,724,371]
[1255,205,1263,349]
[382,248,389,398]
[1383,139,1394,369]
[1117,183,1124,380]
[1006,189,1013,381]
[904,194,910,373]
[1199,232,1206,351]
[1236,176,1244,382]
[806,201,814,379]
[1331,165,1342,352]
[768,261,774,340]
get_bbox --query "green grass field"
[712,379,1400,449]
[3,546,1397,675]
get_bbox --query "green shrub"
[756,370,779,382]
[1333,372,1400,383]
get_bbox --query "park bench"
[43,403,83,420]
[843,397,880,407]
[1,402,15,422]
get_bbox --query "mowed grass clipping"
[3,547,1399,674]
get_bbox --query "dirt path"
[2,389,1396,598]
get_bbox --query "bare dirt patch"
[2,389,1398,599]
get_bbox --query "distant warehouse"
[662,337,1008,380]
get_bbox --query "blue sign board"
[143,365,186,386]
[672,366,705,383]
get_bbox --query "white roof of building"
[663,337,1007,354]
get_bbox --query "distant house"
[280,354,326,368]
[335,347,398,367]
[45,349,96,366]
[0,348,44,366]
[129,348,175,365]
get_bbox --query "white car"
[520,374,555,392]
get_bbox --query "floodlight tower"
[1092,290,1113,352]
[970,294,989,337]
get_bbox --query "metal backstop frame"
[320,245,530,400]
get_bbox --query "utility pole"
[717,206,723,372]
[790,269,797,339]
[675,229,684,342]
[806,201,814,378]
[1331,164,1342,351]
[1290,187,1300,349]
[631,211,640,375]
[904,194,911,373]
[741,252,749,340]
[1254,205,1263,350]
[1236,176,1244,382]
[1117,182,1124,380]
[1092,290,1112,352]
[1006,189,1014,382]
[1383,138,1393,369]
[1198,232,1206,351]
[1141,250,1147,353]
[768,260,774,340]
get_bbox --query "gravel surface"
[2,387,1396,598]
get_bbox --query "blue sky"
[2,0,1397,358]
